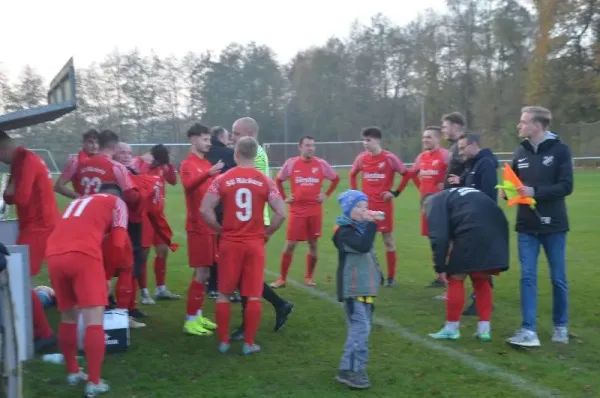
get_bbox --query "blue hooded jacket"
[462,148,499,202]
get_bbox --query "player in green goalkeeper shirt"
[228,117,295,341]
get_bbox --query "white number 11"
[63,196,94,219]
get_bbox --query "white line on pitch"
[171,229,560,398]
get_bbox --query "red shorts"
[187,231,216,267]
[420,213,428,237]
[218,239,265,297]
[287,213,322,242]
[19,229,53,276]
[152,212,173,246]
[47,252,108,311]
[370,201,394,232]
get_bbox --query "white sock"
[142,288,150,296]
[186,315,197,321]
[477,321,490,334]
[445,321,460,332]
[196,309,203,318]
[156,285,165,292]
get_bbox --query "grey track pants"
[339,298,373,372]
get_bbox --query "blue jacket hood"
[473,148,498,167]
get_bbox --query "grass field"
[22,169,600,398]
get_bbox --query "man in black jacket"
[505,106,573,348]
[451,133,499,315]
[422,187,509,342]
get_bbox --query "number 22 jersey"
[206,167,280,242]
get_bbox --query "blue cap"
[338,190,368,218]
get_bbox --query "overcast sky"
[2,0,445,83]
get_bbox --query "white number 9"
[81,176,102,195]
[235,187,253,222]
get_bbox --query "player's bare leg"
[80,306,110,396]
[139,248,155,305]
[381,232,397,287]
[153,243,180,300]
[58,308,88,387]
[183,266,216,336]
[271,240,298,288]
[305,239,318,286]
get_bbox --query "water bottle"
[368,210,385,221]
[42,353,64,364]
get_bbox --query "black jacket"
[461,148,498,202]
[511,133,573,234]
[205,137,236,223]
[444,139,466,189]
[426,188,509,275]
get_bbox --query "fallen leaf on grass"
[459,375,465,380]
[520,366,528,371]
[414,372,424,378]
[325,275,333,283]
[584,385,592,391]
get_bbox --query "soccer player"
[422,188,509,342]
[140,145,180,301]
[270,136,340,288]
[229,117,294,341]
[349,127,408,286]
[54,128,99,199]
[201,136,287,355]
[180,123,224,336]
[396,127,450,289]
[46,183,131,396]
[0,129,58,351]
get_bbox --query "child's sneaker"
[84,380,109,397]
[334,369,352,385]
[346,371,371,389]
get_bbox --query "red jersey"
[180,152,216,234]
[276,156,339,217]
[4,147,59,233]
[412,148,450,195]
[130,157,150,174]
[59,150,91,194]
[349,150,407,204]
[76,154,135,196]
[146,164,177,212]
[207,167,280,242]
[46,193,129,261]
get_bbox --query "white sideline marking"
[171,230,560,397]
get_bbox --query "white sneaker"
[155,288,181,300]
[129,316,146,328]
[140,292,155,305]
[84,380,109,397]
[66,369,87,386]
[506,328,541,347]
[551,326,569,344]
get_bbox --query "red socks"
[154,256,166,286]
[446,278,466,322]
[31,290,53,339]
[472,277,493,321]
[58,322,79,374]
[186,280,205,317]
[305,254,317,279]
[116,268,133,310]
[84,325,105,384]
[139,261,148,290]
[215,301,231,343]
[386,251,397,280]
[244,300,262,346]
[280,253,292,281]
